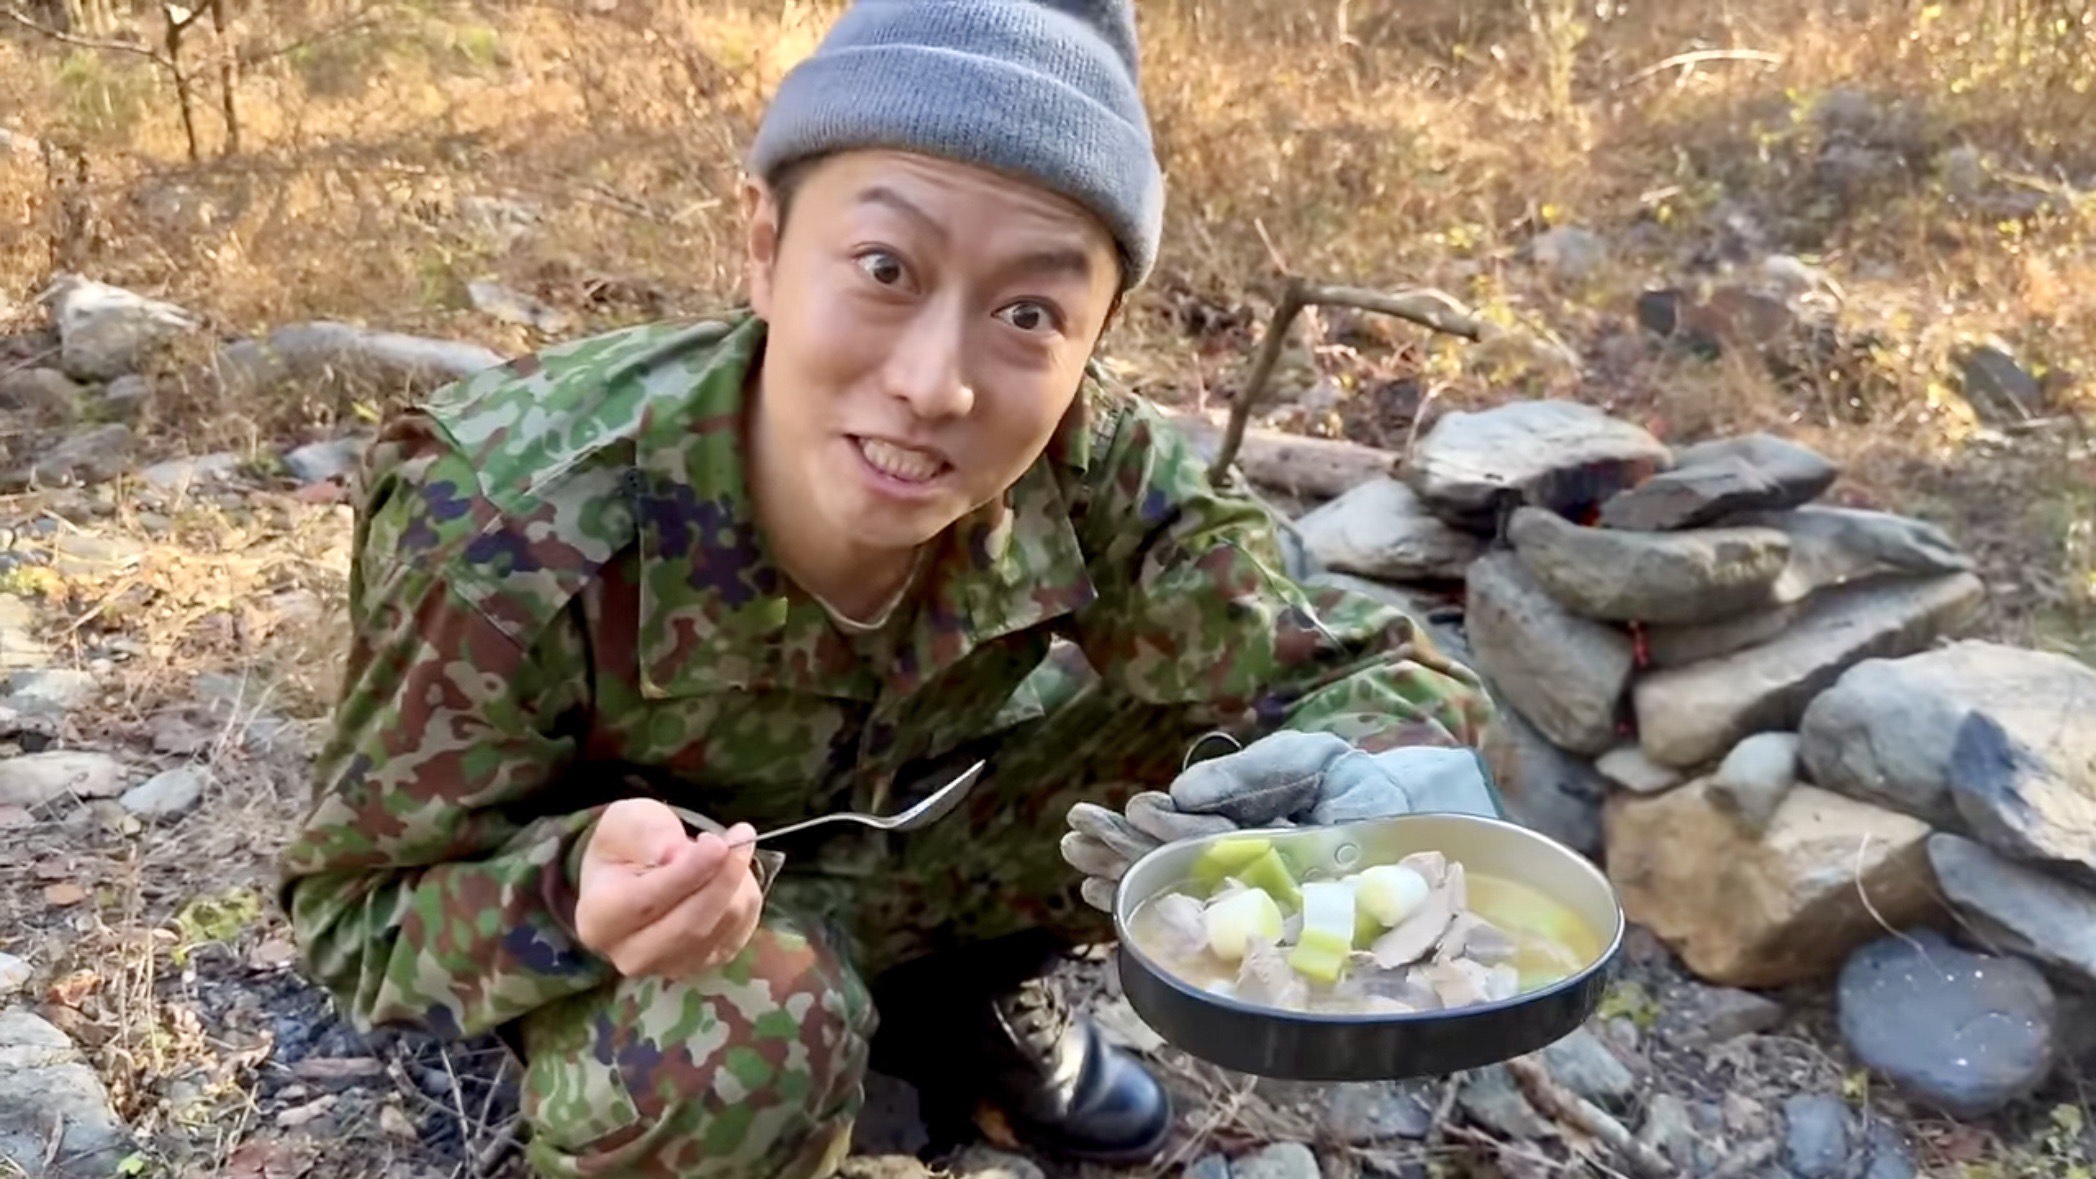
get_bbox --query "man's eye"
[997,301,1058,333]
[856,252,905,286]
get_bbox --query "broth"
[1127,848,1603,1017]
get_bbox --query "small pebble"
[121,766,207,819]
[1723,1091,1769,1137]
[1323,1082,1433,1143]
[416,1066,453,1098]
[1783,1093,1850,1179]
[1637,1093,1698,1170]
[0,952,29,997]
[1185,1154,1231,1179]
[1457,1066,1551,1140]
[1231,1142,1320,1179]
[1862,1120,1918,1179]
[948,1147,1043,1179]
[1539,1027,1637,1111]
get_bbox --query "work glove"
[1060,730,1504,912]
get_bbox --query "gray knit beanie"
[747,0,1165,288]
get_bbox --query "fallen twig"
[1442,1124,1608,1176]
[472,1119,521,1177]
[1423,1075,1462,1153]
[1619,48,1783,88]
[2,7,161,61]
[1206,278,1498,486]
[1504,1056,1674,1179]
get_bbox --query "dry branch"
[1206,277,1499,486]
[2,6,161,59]
[1504,1056,1675,1179]
[1619,48,1783,88]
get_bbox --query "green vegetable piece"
[1287,928,1353,984]
[1191,836,1273,892]
[1238,848,1302,910]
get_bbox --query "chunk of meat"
[1398,851,1449,888]
[1338,952,1442,1010]
[1437,913,1518,966]
[1486,963,1520,1002]
[1422,958,1496,1008]
[1147,893,1210,961]
[1236,937,1310,1009]
[1370,885,1454,968]
[1446,860,1468,913]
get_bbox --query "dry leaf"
[43,882,88,906]
[223,1137,313,1179]
[0,804,32,828]
[44,969,100,1007]
[249,938,299,971]
[380,1104,419,1141]
[33,858,73,880]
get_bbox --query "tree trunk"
[211,0,239,155]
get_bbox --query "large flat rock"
[0,752,128,809]
[1467,553,1633,756]
[1403,401,1672,529]
[0,1008,131,1177]
[1742,506,1973,604]
[1508,506,1790,624]
[1801,642,2096,859]
[1605,781,1943,987]
[1633,572,1984,768]
[1599,432,1838,531]
[1293,477,1483,582]
[1643,598,1808,668]
[1927,833,2096,991]
[48,275,200,382]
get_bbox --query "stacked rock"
[1281,398,2096,1120]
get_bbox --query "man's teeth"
[859,438,943,482]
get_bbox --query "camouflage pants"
[517,648,1212,1179]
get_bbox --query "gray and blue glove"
[1060,730,1504,912]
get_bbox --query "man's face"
[742,149,1124,554]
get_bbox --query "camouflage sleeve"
[1071,394,1496,753]
[277,415,614,1040]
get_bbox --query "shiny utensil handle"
[670,805,787,896]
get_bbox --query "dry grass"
[2,0,2090,647]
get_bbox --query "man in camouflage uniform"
[279,3,1503,1177]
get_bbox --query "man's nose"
[880,306,976,420]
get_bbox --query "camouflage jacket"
[278,312,1494,1040]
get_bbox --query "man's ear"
[742,173,781,319]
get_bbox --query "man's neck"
[746,384,922,625]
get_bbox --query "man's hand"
[574,798,765,979]
[1060,731,1505,911]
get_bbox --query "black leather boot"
[868,936,1174,1165]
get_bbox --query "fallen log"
[1160,407,1397,502]
[205,321,508,395]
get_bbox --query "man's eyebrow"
[856,185,946,243]
[1005,247,1097,284]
